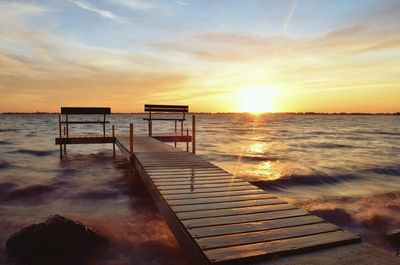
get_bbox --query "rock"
[6,215,108,261]
[386,229,400,248]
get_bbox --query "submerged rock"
[386,229,400,248]
[6,215,108,261]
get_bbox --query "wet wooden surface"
[115,136,361,264]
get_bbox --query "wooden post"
[129,123,134,180]
[58,115,63,158]
[149,120,153,137]
[112,125,115,158]
[64,114,68,153]
[174,120,177,147]
[192,115,196,154]
[66,114,69,137]
[180,120,183,136]
[103,114,106,137]
[186,128,189,152]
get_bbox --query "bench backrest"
[144,105,188,113]
[61,107,111,115]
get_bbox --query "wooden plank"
[136,152,197,157]
[137,155,207,161]
[160,185,257,195]
[55,137,115,145]
[61,121,110,124]
[153,178,246,186]
[139,156,210,162]
[177,203,296,220]
[149,170,229,174]
[145,104,189,112]
[164,189,267,200]
[203,230,360,264]
[61,107,111,114]
[173,198,286,212]
[189,215,326,238]
[197,222,340,250]
[167,193,277,206]
[143,118,186,121]
[141,160,211,165]
[149,173,232,179]
[148,171,226,176]
[144,164,213,168]
[157,182,251,191]
[138,157,206,162]
[143,163,214,168]
[146,167,223,173]
[183,209,309,228]
[152,136,192,142]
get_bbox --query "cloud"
[283,0,297,33]
[172,0,188,6]
[110,0,157,10]
[69,0,124,23]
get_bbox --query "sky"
[0,0,399,113]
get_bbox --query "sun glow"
[239,87,278,114]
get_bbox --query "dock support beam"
[112,125,115,158]
[58,115,63,158]
[174,120,177,147]
[186,128,189,152]
[192,115,196,154]
[129,123,135,181]
[148,120,152,137]
[103,114,106,137]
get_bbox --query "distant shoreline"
[1,112,399,115]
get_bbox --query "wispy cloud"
[110,0,157,10]
[172,0,188,6]
[283,0,297,33]
[69,0,124,23]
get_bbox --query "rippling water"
[1,113,399,263]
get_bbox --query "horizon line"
[1,111,399,115]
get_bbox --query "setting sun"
[239,87,278,113]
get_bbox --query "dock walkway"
[115,136,360,264]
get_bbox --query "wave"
[373,131,400,136]
[0,181,18,193]
[0,184,56,202]
[213,153,282,163]
[308,143,353,149]
[10,149,55,157]
[236,155,281,162]
[71,190,120,200]
[364,166,400,176]
[256,173,359,189]
[0,128,19,132]
[0,140,12,145]
[0,161,12,169]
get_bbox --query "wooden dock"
[115,135,360,265]
[55,105,362,264]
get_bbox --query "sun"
[239,87,277,114]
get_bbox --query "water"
[1,113,400,263]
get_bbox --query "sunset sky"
[1,0,399,113]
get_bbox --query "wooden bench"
[143,104,195,153]
[55,107,115,158]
